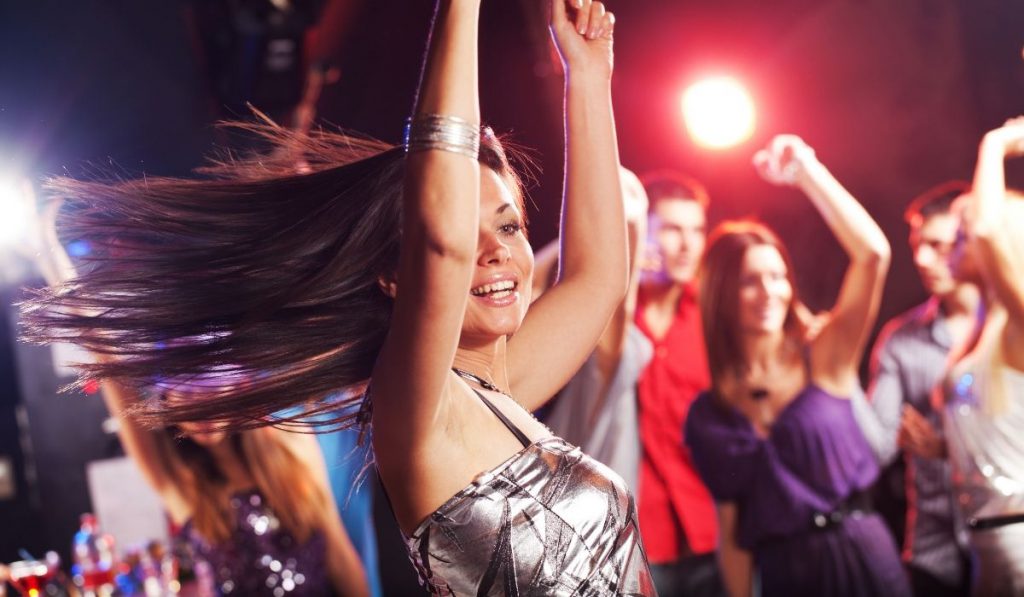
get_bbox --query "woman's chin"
[461,320,524,343]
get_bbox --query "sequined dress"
[402,388,656,596]
[945,336,1024,596]
[181,490,330,597]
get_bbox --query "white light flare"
[0,178,34,248]
[681,76,756,150]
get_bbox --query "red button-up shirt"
[635,285,718,562]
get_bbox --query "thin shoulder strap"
[470,388,531,448]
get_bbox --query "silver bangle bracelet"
[404,114,481,159]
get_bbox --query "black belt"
[969,512,1024,531]
[809,490,874,531]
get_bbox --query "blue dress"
[685,385,909,596]
[317,421,383,597]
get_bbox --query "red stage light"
[84,379,100,395]
[681,76,756,150]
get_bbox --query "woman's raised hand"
[981,116,1024,157]
[549,0,616,81]
[753,134,818,187]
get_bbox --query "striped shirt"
[868,298,968,587]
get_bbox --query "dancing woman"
[944,117,1024,596]
[23,0,655,594]
[684,136,909,597]
[22,199,368,597]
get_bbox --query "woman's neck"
[739,329,789,376]
[453,338,509,391]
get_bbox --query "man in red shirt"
[636,172,723,596]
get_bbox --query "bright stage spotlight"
[0,178,34,248]
[681,76,756,150]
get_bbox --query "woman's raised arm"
[754,135,891,393]
[968,118,1024,367]
[508,0,626,409]
[371,0,483,443]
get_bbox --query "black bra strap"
[469,388,531,448]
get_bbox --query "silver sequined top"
[945,331,1024,594]
[945,337,1024,523]
[403,436,656,596]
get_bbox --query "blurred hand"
[795,303,830,341]
[549,0,616,81]
[982,116,1024,157]
[753,134,817,187]
[898,405,946,459]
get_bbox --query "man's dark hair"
[641,170,710,210]
[904,180,970,226]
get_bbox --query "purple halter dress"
[685,385,910,596]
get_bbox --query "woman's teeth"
[471,280,517,297]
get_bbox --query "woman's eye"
[499,222,523,235]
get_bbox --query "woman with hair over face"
[23,0,655,594]
[113,381,368,597]
[21,200,368,597]
[944,117,1024,596]
[683,135,909,597]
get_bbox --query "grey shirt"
[544,323,653,493]
[869,298,968,586]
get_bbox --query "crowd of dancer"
[14,0,1024,595]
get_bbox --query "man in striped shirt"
[869,181,980,597]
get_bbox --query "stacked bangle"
[403,114,481,160]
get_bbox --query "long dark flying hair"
[21,123,524,429]
[698,220,807,393]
